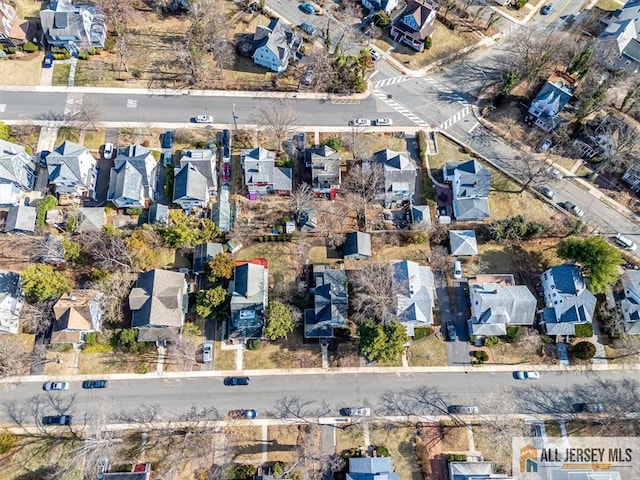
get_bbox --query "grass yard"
[336,424,365,454]
[407,336,447,366]
[0,434,57,479]
[227,426,265,464]
[477,238,564,281]
[82,129,106,150]
[0,54,44,86]
[389,23,479,70]
[428,134,471,170]
[267,425,300,463]
[13,0,44,18]
[43,348,76,376]
[214,336,238,371]
[308,245,336,265]
[56,127,81,144]
[373,243,430,263]
[484,333,545,365]
[370,424,422,480]
[52,63,71,86]
[544,421,562,437]
[242,327,322,369]
[237,242,298,292]
[79,351,155,374]
[440,423,470,452]
[172,128,218,150]
[595,0,625,10]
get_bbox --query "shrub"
[135,362,149,374]
[515,0,528,8]
[84,332,99,346]
[104,204,116,215]
[90,268,110,282]
[126,207,143,217]
[321,136,344,152]
[195,140,206,148]
[416,130,427,160]
[484,336,500,347]
[424,36,432,50]
[230,464,255,480]
[574,323,594,338]
[24,145,32,155]
[573,341,596,360]
[505,326,525,343]
[473,350,489,363]
[413,327,433,340]
[375,445,390,457]
[272,462,284,476]
[373,11,391,28]
[247,338,261,350]
[447,454,468,462]
[0,430,15,454]
[541,335,554,344]
[333,327,352,338]
[36,194,58,229]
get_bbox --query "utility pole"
[232,103,239,132]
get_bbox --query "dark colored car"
[42,415,73,426]
[229,409,257,419]
[224,376,250,386]
[300,2,315,13]
[300,22,316,35]
[447,320,456,342]
[222,162,231,182]
[40,150,50,168]
[541,3,553,14]
[82,379,108,389]
[447,405,478,414]
[221,129,230,148]
[162,131,174,149]
[43,54,54,68]
[576,403,604,413]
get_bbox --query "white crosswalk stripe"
[373,75,409,89]
[372,89,429,127]
[438,106,471,130]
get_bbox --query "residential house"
[39,0,106,56]
[443,160,491,221]
[252,18,302,73]
[346,457,399,480]
[193,242,224,275]
[411,205,431,229]
[392,260,436,335]
[305,146,341,197]
[373,149,417,204]
[389,0,436,52]
[179,149,217,197]
[343,231,372,260]
[241,147,292,198]
[46,141,98,199]
[449,229,478,256]
[540,264,597,336]
[107,145,158,209]
[598,0,640,74]
[173,163,209,210]
[149,203,169,226]
[101,463,152,480]
[51,290,105,344]
[77,207,106,232]
[527,70,578,132]
[449,461,516,479]
[362,0,398,14]
[0,139,36,193]
[4,205,35,233]
[129,269,188,342]
[467,274,536,337]
[623,165,640,190]
[620,270,640,334]
[0,184,21,207]
[304,265,348,338]
[229,259,269,340]
[0,1,35,47]
[0,270,22,334]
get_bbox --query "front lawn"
[236,242,299,299]
[52,63,71,86]
[407,336,447,366]
[369,424,422,480]
[242,326,322,369]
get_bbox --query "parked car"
[300,22,316,35]
[541,3,553,14]
[43,54,54,68]
[39,150,50,168]
[537,186,555,200]
[43,381,69,391]
[42,415,73,426]
[194,115,214,123]
[82,380,108,389]
[162,151,173,167]
[222,162,231,182]
[352,118,371,127]
[221,129,231,148]
[513,370,540,380]
[544,166,562,179]
[370,49,380,61]
[615,232,637,251]
[447,405,478,415]
[575,403,604,413]
[453,260,462,280]
[299,2,315,13]
[537,138,553,153]
[202,343,213,363]
[340,407,371,416]
[103,143,114,160]
[224,376,250,386]
[229,409,258,419]
[561,201,584,217]
[374,118,393,126]
[446,320,456,342]
[162,131,174,149]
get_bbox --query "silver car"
[202,343,213,363]
[43,381,69,391]
[537,186,555,199]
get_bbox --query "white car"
[374,118,393,126]
[43,381,69,391]
[352,118,371,127]
[514,371,540,380]
[195,115,214,123]
[342,407,371,416]
[103,143,114,160]
[563,201,584,218]
[453,260,462,280]
[544,166,562,179]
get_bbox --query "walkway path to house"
[362,422,371,448]
[591,322,608,366]
[261,424,269,464]
[235,347,243,371]
[556,343,569,367]
[71,348,81,375]
[465,423,476,453]
[40,64,54,87]
[67,58,78,87]
[321,343,329,369]
[156,346,166,373]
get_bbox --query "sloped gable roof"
[5,205,35,232]
[392,260,435,326]
[0,139,35,190]
[306,266,348,338]
[53,290,104,334]
[129,269,186,329]
[173,163,208,203]
[344,231,372,258]
[0,269,23,334]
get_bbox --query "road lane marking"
[438,106,471,130]
[127,99,138,108]
[0,104,5,112]
[373,75,409,88]
[331,99,360,105]
[372,89,429,127]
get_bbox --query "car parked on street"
[541,3,553,14]
[299,2,315,13]
[42,415,73,425]
[224,376,250,386]
[374,118,393,126]
[575,403,604,413]
[194,115,214,123]
[513,370,540,380]
[43,381,69,391]
[300,22,316,35]
[545,166,562,179]
[447,405,478,415]
[352,118,371,127]
[614,232,637,251]
[340,407,371,416]
[537,186,555,199]
[370,49,380,61]
[229,409,258,419]
[561,201,584,217]
[82,380,108,389]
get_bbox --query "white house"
[252,18,302,73]
[46,141,98,199]
[362,0,398,14]
[0,270,23,334]
[107,145,158,209]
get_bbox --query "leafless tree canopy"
[381,386,450,417]
[256,100,298,150]
[342,163,385,230]
[271,396,331,423]
[349,262,395,324]
[82,230,135,272]
[0,336,31,377]
[87,272,136,326]
[20,300,56,336]
[290,183,316,222]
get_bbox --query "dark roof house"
[179,149,217,196]
[540,264,597,336]
[373,149,417,203]
[40,0,106,56]
[229,260,269,339]
[305,146,341,194]
[193,242,224,275]
[0,139,36,192]
[389,0,436,52]
[46,141,98,199]
[129,269,188,342]
[0,270,23,335]
[173,163,209,211]
[527,70,578,132]
[343,231,371,260]
[362,0,399,13]
[304,265,348,338]
[252,18,302,73]
[443,160,490,221]
[621,270,640,334]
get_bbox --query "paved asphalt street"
[1,369,637,425]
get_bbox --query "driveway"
[436,273,471,365]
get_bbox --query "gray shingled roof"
[347,457,399,480]
[621,270,640,333]
[450,159,491,221]
[0,270,23,334]
[305,266,348,338]
[40,0,106,49]
[46,141,96,195]
[173,164,208,205]
[78,207,105,232]
[306,146,341,191]
[343,232,372,259]
[449,230,478,256]
[229,262,268,339]
[252,18,299,68]
[0,139,35,191]
[193,242,224,274]
[392,260,435,328]
[5,205,35,232]
[179,149,217,192]
[373,149,417,199]
[469,283,536,336]
[129,269,186,335]
[108,145,156,208]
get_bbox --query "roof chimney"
[69,294,77,301]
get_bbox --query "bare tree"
[516,154,554,191]
[341,163,384,230]
[82,230,135,271]
[20,300,56,336]
[256,100,298,151]
[0,335,31,378]
[429,244,452,274]
[72,96,104,131]
[304,47,335,92]
[381,386,450,417]
[590,115,638,177]
[349,262,395,324]
[166,332,199,371]
[315,201,348,249]
[290,183,316,222]
[272,396,330,424]
[93,0,134,37]
[87,272,136,326]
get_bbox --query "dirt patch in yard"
[267,425,300,463]
[373,241,431,263]
[483,333,554,365]
[0,235,39,273]
[0,53,44,86]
